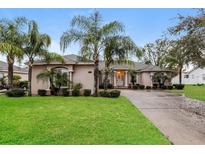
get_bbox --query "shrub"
[19,80,28,89]
[73,83,82,90]
[99,83,113,89]
[133,85,139,89]
[72,89,80,96]
[62,89,69,96]
[152,85,157,90]
[161,85,167,90]
[38,89,47,96]
[139,85,145,89]
[110,90,121,98]
[99,90,110,97]
[146,86,151,90]
[107,83,114,89]
[197,83,204,86]
[175,84,185,90]
[167,85,173,90]
[83,89,91,96]
[6,89,25,97]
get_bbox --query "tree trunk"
[103,60,110,90]
[179,66,182,84]
[93,59,99,96]
[7,56,14,89]
[28,59,33,96]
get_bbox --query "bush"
[161,85,167,89]
[139,85,145,89]
[133,85,139,89]
[146,86,151,90]
[167,85,173,90]
[73,83,82,90]
[99,90,110,97]
[175,84,185,90]
[62,89,69,96]
[110,90,121,98]
[99,83,113,89]
[152,85,157,90]
[83,89,91,96]
[72,89,80,96]
[197,83,204,86]
[19,80,28,89]
[38,89,47,96]
[6,89,25,97]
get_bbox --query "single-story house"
[31,54,172,95]
[172,67,205,84]
[0,60,28,81]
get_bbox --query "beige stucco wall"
[31,64,95,95]
[31,65,49,95]
[72,65,94,93]
[139,72,152,86]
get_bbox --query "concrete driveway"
[122,90,205,145]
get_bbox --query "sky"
[0,8,198,65]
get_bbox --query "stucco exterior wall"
[139,72,152,86]
[72,65,94,93]
[31,65,49,95]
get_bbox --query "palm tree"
[23,20,64,96]
[37,68,69,95]
[60,11,124,96]
[0,17,26,88]
[103,36,141,89]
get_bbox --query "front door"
[116,71,125,87]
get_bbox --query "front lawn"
[0,96,170,144]
[166,85,205,101]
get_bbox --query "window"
[53,68,68,88]
[184,75,189,79]
[203,74,205,81]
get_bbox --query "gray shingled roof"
[99,61,171,72]
[33,54,93,65]
[33,54,171,72]
[0,61,28,73]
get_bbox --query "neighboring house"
[31,54,172,95]
[172,67,205,84]
[0,60,28,81]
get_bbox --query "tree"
[166,38,193,84]
[0,17,26,88]
[142,39,170,68]
[60,11,124,96]
[103,36,141,89]
[37,69,69,95]
[168,9,205,67]
[23,20,64,96]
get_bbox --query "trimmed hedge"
[161,85,167,90]
[167,85,173,90]
[62,89,69,96]
[174,84,185,90]
[99,83,114,89]
[38,89,47,96]
[146,86,151,90]
[6,89,25,97]
[139,85,145,89]
[72,89,80,96]
[83,89,91,96]
[110,90,121,98]
[99,90,121,98]
[133,85,139,89]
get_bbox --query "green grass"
[0,96,170,144]
[166,85,205,101]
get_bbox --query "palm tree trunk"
[93,59,99,96]
[28,59,33,96]
[7,56,14,89]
